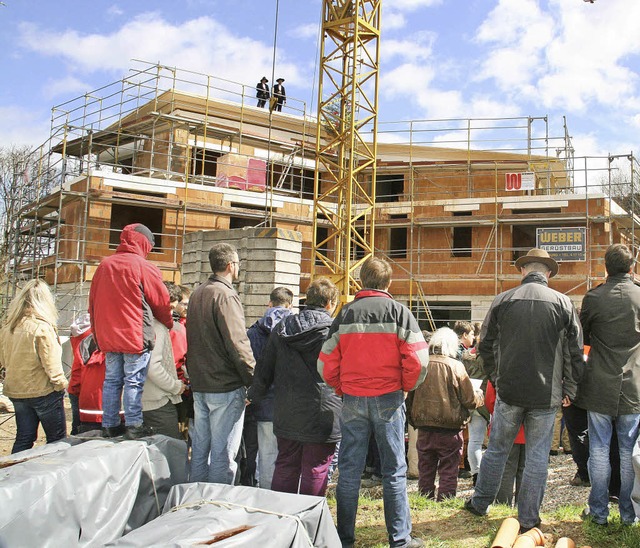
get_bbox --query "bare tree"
[599,161,640,215]
[0,146,57,308]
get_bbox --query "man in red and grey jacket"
[318,257,429,548]
[89,223,172,440]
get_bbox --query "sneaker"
[581,507,607,526]
[549,450,559,456]
[123,424,155,440]
[463,498,486,517]
[403,538,425,548]
[101,425,125,438]
[570,473,590,487]
[458,469,472,479]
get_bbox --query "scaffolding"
[4,62,640,332]
[4,62,318,327]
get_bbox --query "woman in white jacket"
[142,319,185,439]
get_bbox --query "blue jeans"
[102,351,150,428]
[336,390,412,548]
[467,410,488,475]
[257,421,278,489]
[11,390,66,453]
[588,411,640,524]
[471,398,556,529]
[190,388,246,484]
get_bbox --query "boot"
[102,424,125,438]
[124,424,155,440]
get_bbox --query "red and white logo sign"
[505,172,535,191]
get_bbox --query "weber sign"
[536,227,586,262]
[505,172,535,191]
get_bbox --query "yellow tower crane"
[311,0,381,305]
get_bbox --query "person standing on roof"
[273,78,286,112]
[89,223,173,440]
[256,77,270,108]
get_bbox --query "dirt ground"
[0,394,74,457]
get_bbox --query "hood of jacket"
[254,306,292,336]
[115,223,154,257]
[276,306,333,354]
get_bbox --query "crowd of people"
[2,221,640,547]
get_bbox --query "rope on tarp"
[169,498,315,547]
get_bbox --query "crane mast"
[312,0,381,304]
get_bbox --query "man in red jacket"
[318,257,429,548]
[89,223,172,440]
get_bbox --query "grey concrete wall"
[182,227,302,325]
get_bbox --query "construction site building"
[9,63,640,330]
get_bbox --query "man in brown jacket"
[186,243,255,483]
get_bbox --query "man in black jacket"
[465,248,584,533]
[256,77,269,108]
[577,243,640,526]
[273,78,286,112]
[247,278,340,496]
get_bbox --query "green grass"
[326,494,640,547]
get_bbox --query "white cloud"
[474,0,555,98]
[382,0,442,31]
[107,5,124,18]
[288,23,318,40]
[0,106,51,147]
[389,0,443,10]
[474,0,640,115]
[381,63,435,101]
[382,33,434,64]
[42,75,92,101]
[17,14,303,91]
[383,12,406,32]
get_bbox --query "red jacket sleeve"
[141,262,173,329]
[400,336,429,392]
[68,336,84,396]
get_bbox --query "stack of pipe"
[489,518,592,548]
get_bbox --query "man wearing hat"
[465,248,584,533]
[273,78,286,112]
[256,77,269,108]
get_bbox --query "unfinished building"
[7,63,640,330]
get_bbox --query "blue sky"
[1,0,639,163]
